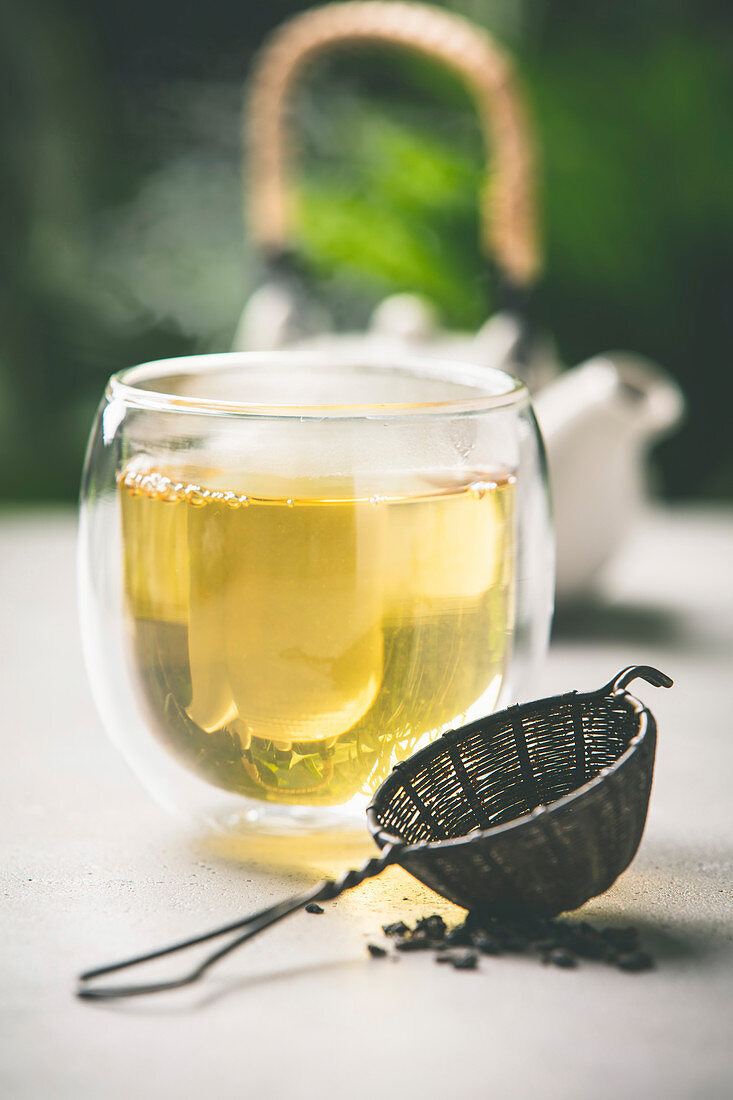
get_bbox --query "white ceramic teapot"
[236,2,684,599]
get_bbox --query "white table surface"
[1,505,732,1100]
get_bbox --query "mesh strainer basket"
[367,665,668,914]
[78,666,671,999]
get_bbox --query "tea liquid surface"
[120,459,515,805]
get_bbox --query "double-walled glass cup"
[79,353,553,835]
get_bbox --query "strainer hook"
[598,665,674,696]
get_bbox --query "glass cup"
[79,352,553,835]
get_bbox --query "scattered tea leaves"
[372,912,655,973]
[305,903,324,915]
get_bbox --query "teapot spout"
[534,353,684,445]
[606,352,685,438]
[533,353,684,599]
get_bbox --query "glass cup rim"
[109,351,529,419]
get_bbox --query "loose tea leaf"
[415,915,447,940]
[394,931,435,952]
[548,947,577,969]
[615,951,654,972]
[444,923,472,947]
[471,930,502,955]
[450,950,478,970]
[382,920,410,938]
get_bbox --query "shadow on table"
[78,912,727,1018]
[579,839,733,968]
[79,855,733,1018]
[79,956,366,1017]
[553,597,733,656]
[553,599,678,643]
[623,919,717,965]
[199,827,375,882]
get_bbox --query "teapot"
[234,1,684,599]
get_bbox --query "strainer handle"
[76,843,404,1000]
[599,666,674,696]
[246,1,541,289]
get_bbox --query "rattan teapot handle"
[246,1,541,288]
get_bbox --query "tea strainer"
[78,665,671,999]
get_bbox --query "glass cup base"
[205,793,370,839]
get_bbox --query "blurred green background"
[1,0,731,502]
